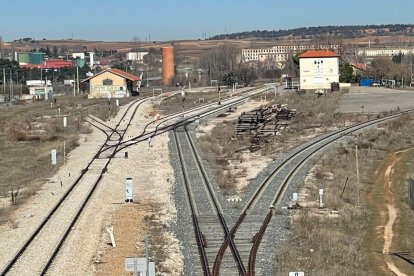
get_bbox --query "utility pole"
[73,70,76,96]
[76,66,80,94]
[3,68,5,94]
[411,47,413,86]
[355,143,360,207]
[145,235,149,276]
[9,68,13,102]
[0,35,3,59]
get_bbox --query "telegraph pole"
[73,69,76,96]
[355,143,360,207]
[9,68,13,101]
[3,68,5,94]
[76,66,80,94]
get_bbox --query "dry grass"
[0,95,133,223]
[275,114,414,275]
[198,91,364,193]
[155,90,223,115]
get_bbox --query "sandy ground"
[47,101,182,275]
[0,100,183,275]
[380,150,411,276]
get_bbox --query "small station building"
[82,68,140,98]
[298,49,339,90]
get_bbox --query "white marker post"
[107,226,116,248]
[51,149,57,165]
[63,140,66,164]
[319,189,324,208]
[125,177,133,202]
[116,99,119,107]
[63,116,67,128]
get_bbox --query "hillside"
[210,24,414,40]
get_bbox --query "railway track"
[173,125,246,276]
[212,108,414,275]
[0,85,270,275]
[0,97,148,276]
[112,86,269,155]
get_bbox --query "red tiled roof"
[81,68,140,83]
[109,68,140,81]
[20,59,73,69]
[351,63,368,71]
[298,49,339,58]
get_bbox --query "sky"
[1,0,414,42]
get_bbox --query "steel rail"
[173,128,211,276]
[246,109,414,275]
[99,86,263,156]
[0,97,148,276]
[183,125,246,276]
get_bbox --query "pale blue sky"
[1,0,413,41]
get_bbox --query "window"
[120,87,123,90]
[103,78,113,85]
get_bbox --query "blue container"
[359,79,373,87]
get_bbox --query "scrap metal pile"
[235,104,296,137]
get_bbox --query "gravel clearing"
[0,99,183,276]
[47,101,183,276]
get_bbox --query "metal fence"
[409,178,414,210]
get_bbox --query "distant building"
[126,52,148,62]
[357,47,414,57]
[72,52,85,59]
[20,59,73,69]
[350,63,368,76]
[298,49,339,90]
[17,52,45,65]
[242,44,340,62]
[81,68,140,98]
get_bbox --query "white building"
[126,52,148,62]
[357,48,414,57]
[72,52,85,59]
[242,44,340,62]
[298,49,339,90]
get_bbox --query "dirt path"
[381,149,412,276]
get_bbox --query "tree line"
[210,24,414,40]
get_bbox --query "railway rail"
[0,97,148,276]
[0,85,270,276]
[174,125,246,276]
[212,108,414,275]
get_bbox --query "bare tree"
[199,45,238,84]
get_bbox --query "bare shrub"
[79,124,93,134]
[10,187,19,205]
[8,218,18,229]
[7,124,27,142]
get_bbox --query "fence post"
[409,178,414,210]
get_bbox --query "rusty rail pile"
[235,105,296,136]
